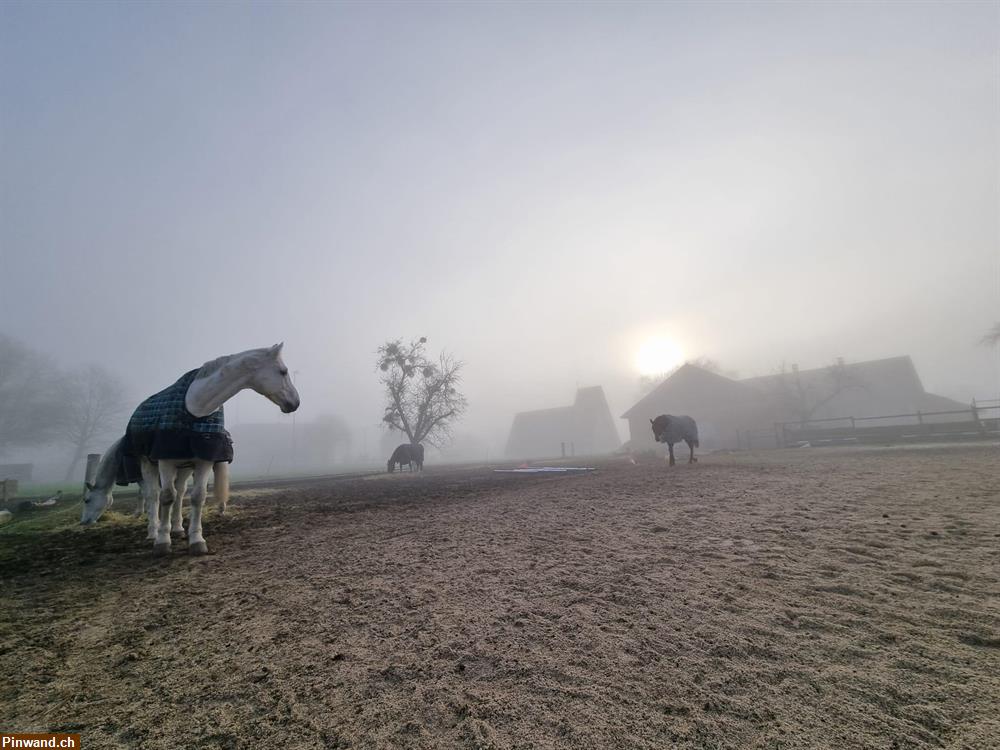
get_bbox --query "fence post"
[85,454,101,487]
[1,479,17,504]
[561,442,566,458]
[970,399,985,434]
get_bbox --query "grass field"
[9,480,86,500]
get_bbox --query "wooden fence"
[735,427,781,450]
[775,400,999,448]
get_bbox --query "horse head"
[80,481,113,524]
[650,415,670,443]
[247,343,301,414]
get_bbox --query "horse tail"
[213,461,230,514]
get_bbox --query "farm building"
[505,386,620,459]
[622,356,970,451]
[622,365,768,451]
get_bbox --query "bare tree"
[638,373,665,397]
[376,337,467,447]
[0,334,68,456]
[767,360,865,423]
[981,323,1000,347]
[61,365,129,480]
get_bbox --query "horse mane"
[92,437,124,492]
[194,355,233,379]
[193,348,270,381]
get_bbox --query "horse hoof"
[170,527,185,536]
[153,542,172,556]
[189,541,209,556]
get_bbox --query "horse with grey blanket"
[387,443,424,472]
[650,414,699,466]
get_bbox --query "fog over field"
[1,1,997,468]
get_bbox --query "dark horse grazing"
[650,415,699,466]
[387,443,424,473]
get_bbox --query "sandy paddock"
[1,444,998,749]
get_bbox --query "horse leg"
[688,439,697,464]
[667,443,676,466]
[187,461,212,555]
[171,467,192,535]
[153,461,179,555]
[132,480,145,518]
[140,459,161,541]
[214,461,229,515]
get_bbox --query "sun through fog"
[635,336,685,377]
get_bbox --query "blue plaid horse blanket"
[117,369,233,485]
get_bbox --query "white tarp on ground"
[493,467,596,473]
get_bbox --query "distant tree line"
[0,333,128,479]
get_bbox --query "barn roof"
[740,355,922,398]
[621,364,755,419]
[741,356,927,421]
[622,356,967,424]
[919,391,970,413]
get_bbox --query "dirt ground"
[1,445,998,749]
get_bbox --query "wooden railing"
[774,401,999,448]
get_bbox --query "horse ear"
[649,418,654,424]
[269,342,284,356]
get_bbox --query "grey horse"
[650,415,699,466]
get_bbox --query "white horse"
[82,442,194,532]
[80,344,300,555]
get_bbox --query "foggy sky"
[2,1,997,453]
